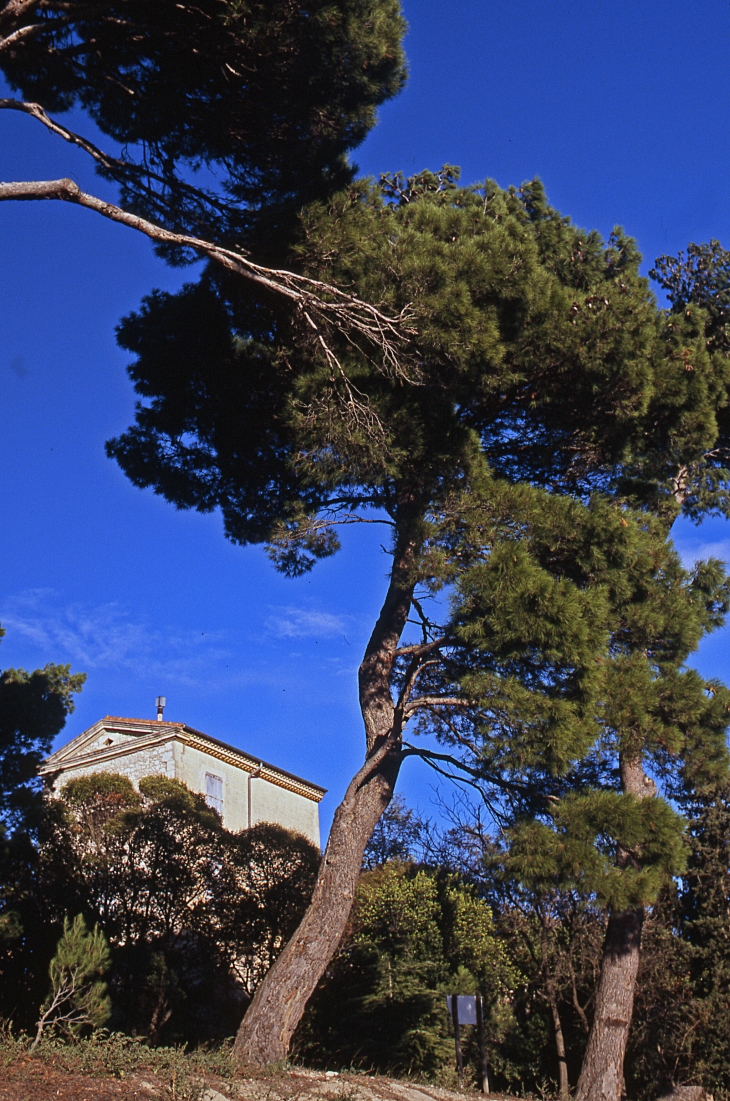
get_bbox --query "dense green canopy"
[107,172,730,569]
[36,773,319,1042]
[0,626,84,832]
[0,0,407,252]
[7,0,729,1076]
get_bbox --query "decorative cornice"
[40,728,175,776]
[176,730,324,802]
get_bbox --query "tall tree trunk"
[233,537,416,1064]
[574,757,656,1101]
[547,988,570,1101]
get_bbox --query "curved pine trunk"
[233,539,416,1064]
[574,756,655,1101]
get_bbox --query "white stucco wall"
[172,741,249,833]
[248,774,320,847]
[172,742,320,844]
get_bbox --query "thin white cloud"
[0,590,231,686]
[674,539,730,568]
[0,593,362,705]
[265,605,350,640]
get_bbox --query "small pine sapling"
[32,914,110,1048]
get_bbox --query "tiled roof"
[102,716,185,726]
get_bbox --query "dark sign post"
[475,993,490,1095]
[447,994,489,1095]
[448,995,464,1085]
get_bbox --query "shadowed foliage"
[0,0,407,255]
[36,774,319,1044]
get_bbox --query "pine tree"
[621,782,730,1099]
[624,883,697,1098]
[416,483,730,1101]
[0,626,85,834]
[90,173,730,1068]
[678,783,730,1095]
[4,8,730,1068]
[464,828,605,1098]
[0,0,406,258]
[0,626,85,1032]
[32,914,111,1047]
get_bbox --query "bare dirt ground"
[0,1058,515,1101]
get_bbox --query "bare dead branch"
[401,743,492,782]
[401,741,542,808]
[0,177,414,369]
[0,0,74,53]
[395,658,440,719]
[423,706,478,755]
[570,957,591,1034]
[408,593,444,647]
[312,328,388,441]
[400,743,510,825]
[308,511,393,529]
[394,636,447,657]
[0,20,38,48]
[0,0,40,33]
[31,970,85,1050]
[0,97,118,160]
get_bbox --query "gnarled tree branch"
[0,0,73,53]
[403,694,470,715]
[394,636,447,657]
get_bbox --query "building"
[39,712,325,846]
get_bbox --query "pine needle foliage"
[105,167,730,937]
[33,914,111,1047]
[106,172,730,572]
[0,625,85,834]
[675,784,730,1096]
[422,477,730,912]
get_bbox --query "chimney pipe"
[155,696,166,721]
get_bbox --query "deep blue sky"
[2,0,730,836]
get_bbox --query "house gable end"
[40,716,325,846]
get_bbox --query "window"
[205,772,223,816]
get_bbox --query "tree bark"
[574,757,656,1101]
[547,988,570,1101]
[233,537,416,1064]
[574,907,643,1101]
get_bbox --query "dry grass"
[0,1030,522,1101]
